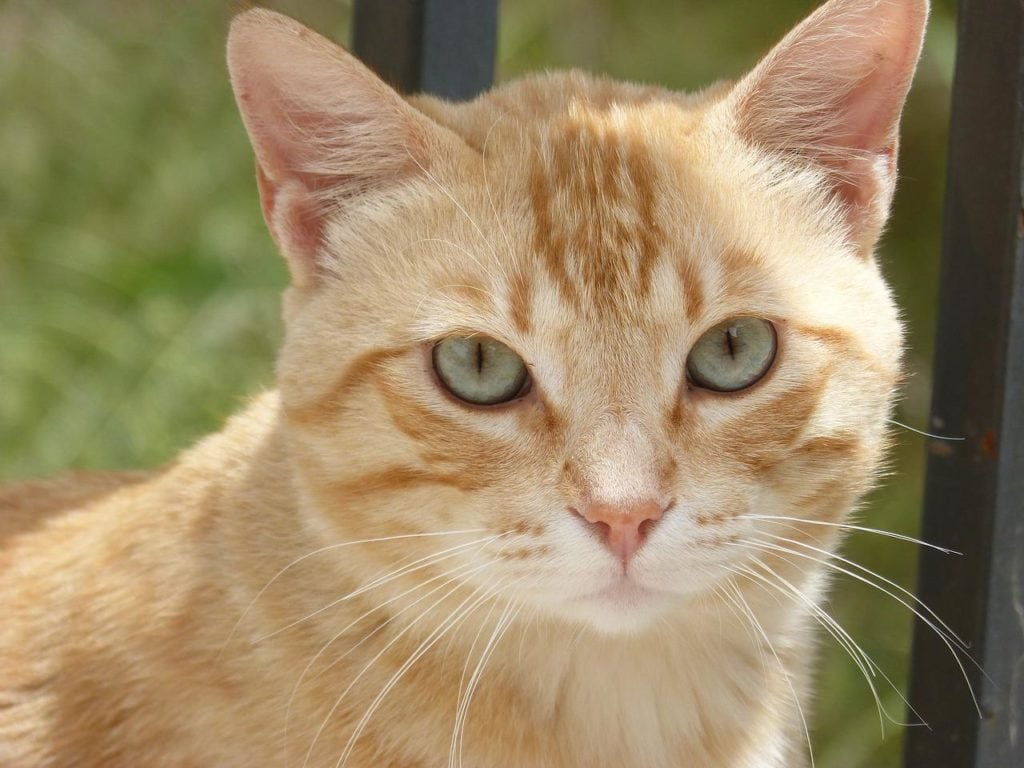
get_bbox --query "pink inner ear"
[730,0,928,246]
[227,9,430,286]
[255,165,329,274]
[248,93,385,273]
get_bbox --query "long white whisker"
[887,418,965,442]
[740,559,876,679]
[737,538,983,717]
[405,151,506,275]
[335,580,508,768]
[260,534,504,642]
[733,561,922,733]
[283,558,489,763]
[725,581,815,768]
[313,560,490,686]
[479,113,517,261]
[736,514,960,555]
[712,582,768,672]
[453,601,521,768]
[303,574,490,768]
[412,238,505,287]
[216,528,487,659]
[761,532,969,649]
[449,593,504,766]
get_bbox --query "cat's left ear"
[725,0,928,252]
[227,9,470,288]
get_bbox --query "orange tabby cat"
[0,1,928,765]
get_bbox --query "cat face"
[228,0,924,634]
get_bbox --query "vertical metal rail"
[352,0,499,100]
[904,1,1024,766]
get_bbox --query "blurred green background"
[0,1,961,765]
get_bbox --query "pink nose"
[574,499,668,564]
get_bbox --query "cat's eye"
[432,336,530,406]
[687,317,777,393]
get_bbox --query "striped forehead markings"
[526,112,668,318]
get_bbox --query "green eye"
[687,317,777,392]
[432,336,530,406]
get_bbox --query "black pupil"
[476,342,484,373]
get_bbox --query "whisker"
[736,538,984,716]
[283,558,489,763]
[411,238,505,289]
[736,514,961,555]
[450,594,504,759]
[733,561,924,733]
[316,561,492,687]
[334,580,509,768]
[216,528,488,659]
[405,150,507,277]
[259,533,505,642]
[712,582,773,699]
[318,532,505,613]
[303,575,492,768]
[760,532,969,649]
[737,559,878,682]
[887,418,965,442]
[479,112,516,262]
[736,565,889,733]
[452,600,521,768]
[724,581,816,768]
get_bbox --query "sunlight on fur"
[0,2,959,766]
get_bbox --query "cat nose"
[572,499,670,565]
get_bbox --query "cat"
[0,0,929,765]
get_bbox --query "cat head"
[228,0,926,634]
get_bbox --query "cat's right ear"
[227,10,451,287]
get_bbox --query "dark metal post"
[904,0,1024,766]
[352,0,499,100]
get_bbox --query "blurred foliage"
[0,1,963,766]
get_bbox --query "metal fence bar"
[352,0,499,100]
[903,1,1024,766]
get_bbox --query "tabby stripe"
[284,346,406,427]
[329,466,472,498]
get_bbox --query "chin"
[561,581,680,636]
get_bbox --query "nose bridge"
[569,410,667,504]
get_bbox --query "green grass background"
[0,1,963,765]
